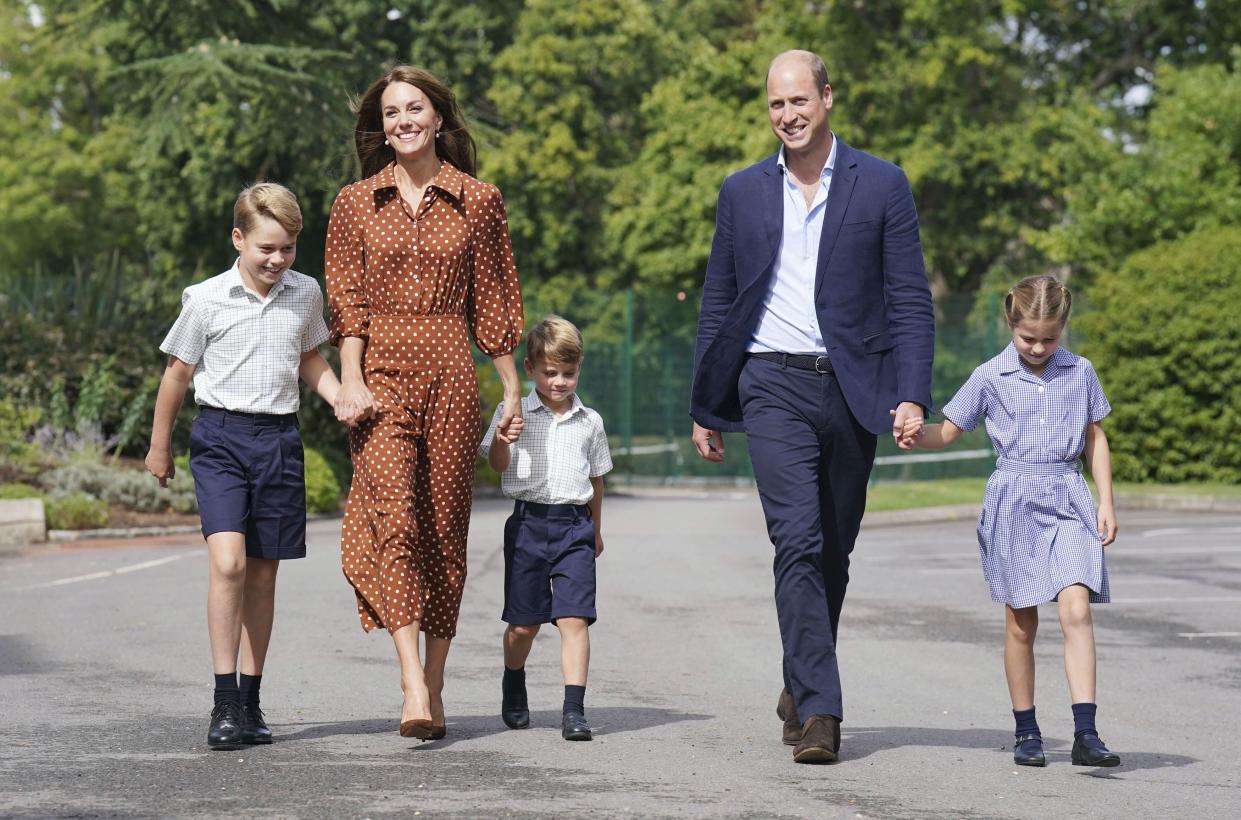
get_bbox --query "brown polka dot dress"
[325,161,523,639]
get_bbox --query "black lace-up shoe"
[1071,733,1120,767]
[1013,733,1046,767]
[561,712,592,741]
[208,701,245,750]
[240,703,272,744]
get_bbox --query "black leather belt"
[749,352,833,373]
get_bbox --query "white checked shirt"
[748,137,837,354]
[480,390,613,505]
[160,261,330,414]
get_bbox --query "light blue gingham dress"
[942,344,1111,608]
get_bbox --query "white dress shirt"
[748,136,837,354]
[480,390,613,505]
[160,261,330,414]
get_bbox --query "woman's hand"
[335,379,377,427]
[495,390,523,443]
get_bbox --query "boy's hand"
[594,532,604,557]
[496,408,523,443]
[1097,503,1118,546]
[145,448,175,488]
[335,381,376,427]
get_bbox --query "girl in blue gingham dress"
[898,275,1122,769]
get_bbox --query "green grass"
[865,478,987,512]
[864,477,1240,512]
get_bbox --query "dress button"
[1040,418,1046,425]
[1038,386,1045,393]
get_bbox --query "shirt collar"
[522,388,584,418]
[998,342,1076,376]
[226,259,286,301]
[366,159,467,202]
[776,132,837,180]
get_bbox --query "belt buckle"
[814,355,830,374]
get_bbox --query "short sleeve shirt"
[941,343,1111,463]
[160,263,330,414]
[480,390,613,505]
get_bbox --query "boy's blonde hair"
[1003,275,1072,327]
[233,182,302,236]
[526,314,583,365]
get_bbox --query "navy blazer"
[690,140,935,435]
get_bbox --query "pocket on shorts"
[280,428,306,481]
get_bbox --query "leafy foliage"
[1078,227,1241,482]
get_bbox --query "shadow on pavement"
[273,706,712,748]
[842,726,1199,772]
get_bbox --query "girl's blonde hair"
[526,314,583,365]
[1003,275,1072,327]
[234,182,302,236]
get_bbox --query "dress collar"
[365,159,466,202]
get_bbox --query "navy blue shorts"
[188,406,307,560]
[502,500,597,625]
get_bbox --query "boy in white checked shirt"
[480,315,612,741]
[145,183,342,750]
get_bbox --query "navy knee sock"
[563,685,586,716]
[238,673,262,707]
[1072,702,1098,737]
[214,672,239,706]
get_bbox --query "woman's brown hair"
[352,65,477,179]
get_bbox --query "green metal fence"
[509,289,1041,486]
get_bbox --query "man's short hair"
[526,314,584,365]
[768,50,831,93]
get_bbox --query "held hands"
[335,380,377,428]
[889,404,925,450]
[1097,503,1118,547]
[692,422,724,463]
[144,447,175,488]
[495,391,524,444]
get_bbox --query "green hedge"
[1078,226,1241,482]
[304,447,342,514]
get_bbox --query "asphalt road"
[1,495,1238,818]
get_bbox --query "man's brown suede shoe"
[792,714,840,764]
[776,688,802,745]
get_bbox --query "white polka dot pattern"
[325,160,524,638]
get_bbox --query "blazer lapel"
[814,140,858,301]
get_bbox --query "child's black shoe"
[1012,733,1045,767]
[1071,732,1120,767]
[240,703,272,744]
[561,712,592,741]
[501,673,530,730]
[207,701,244,750]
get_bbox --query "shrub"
[304,447,342,514]
[0,482,43,499]
[0,399,43,473]
[45,492,109,529]
[1078,226,1241,482]
[41,459,197,514]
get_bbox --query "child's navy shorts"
[502,500,597,626]
[189,406,307,560]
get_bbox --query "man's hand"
[692,422,724,463]
[889,408,924,451]
[890,402,924,450]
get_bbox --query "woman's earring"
[435,130,441,139]
[384,137,389,145]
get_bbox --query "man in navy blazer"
[690,50,934,763]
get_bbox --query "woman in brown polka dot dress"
[325,66,524,739]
